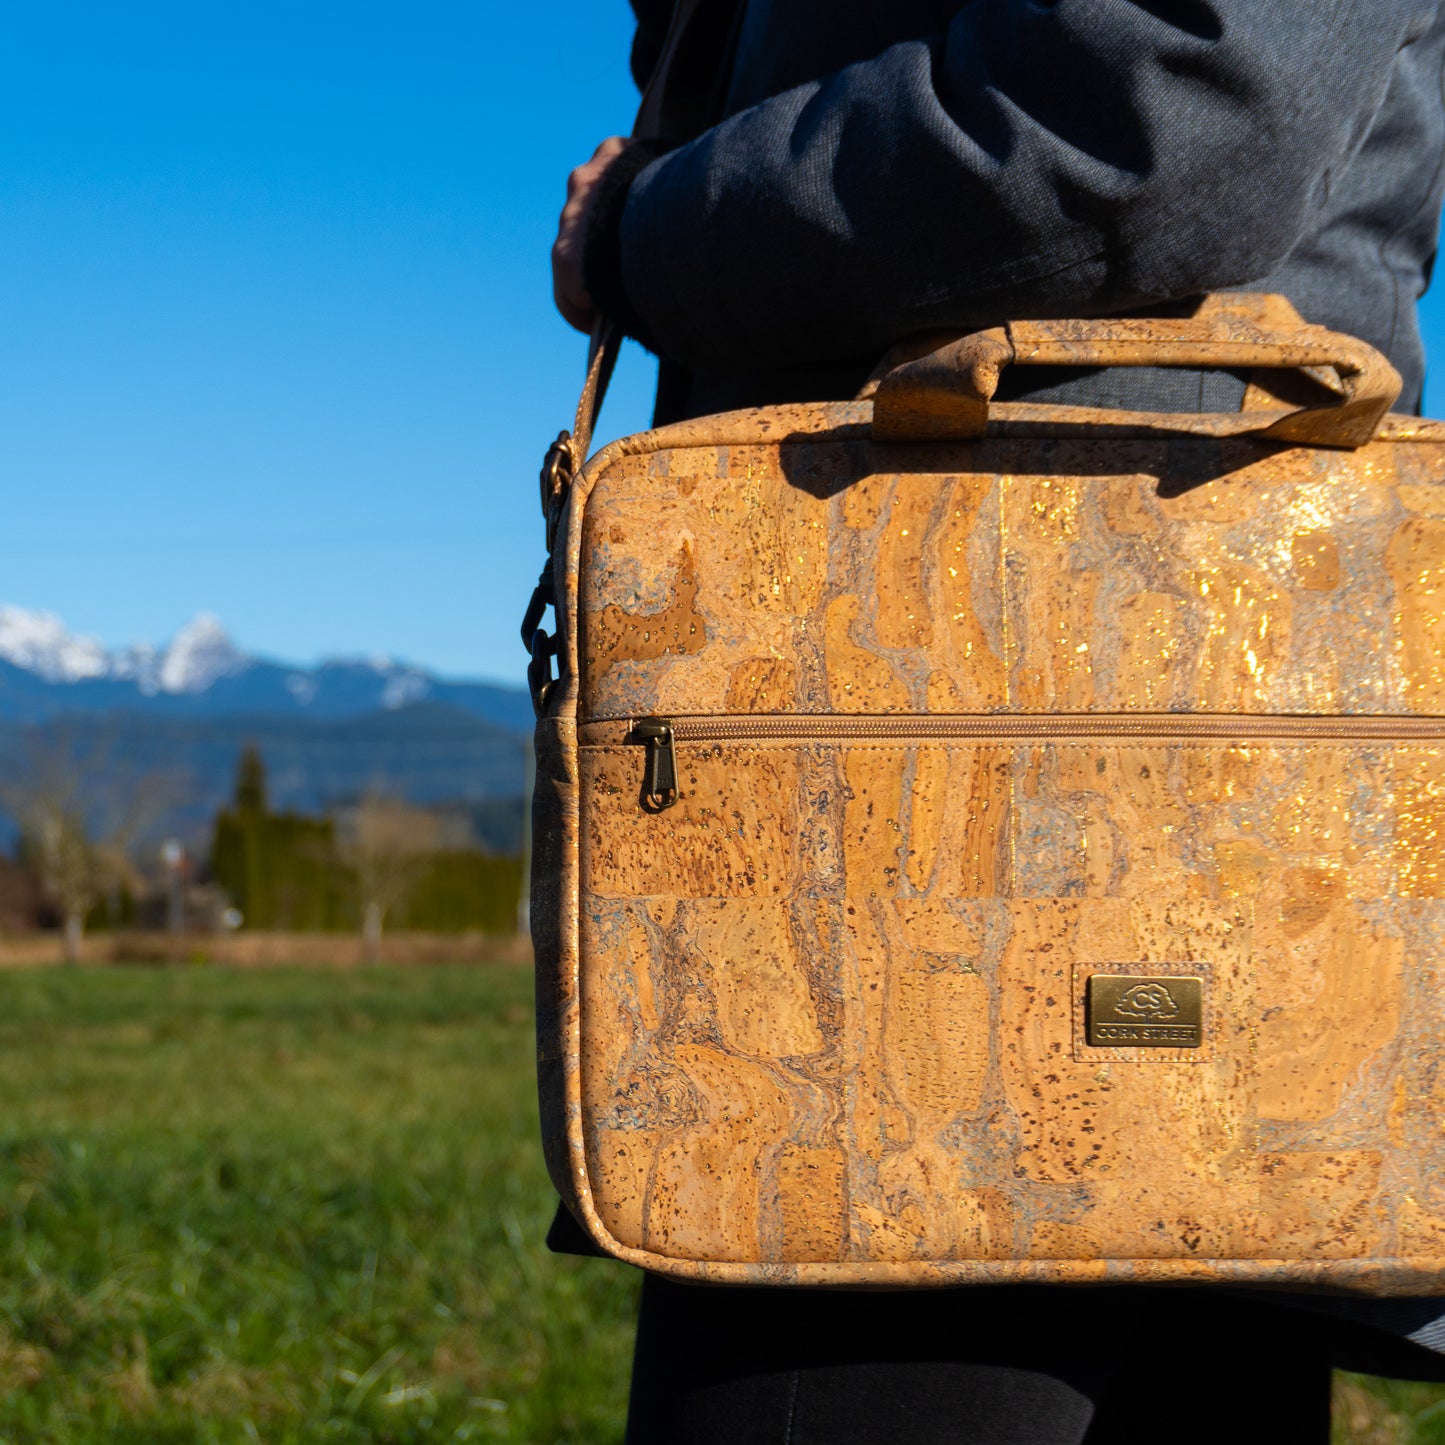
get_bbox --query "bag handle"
[871,314,1402,449]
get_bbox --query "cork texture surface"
[535,401,1445,1290]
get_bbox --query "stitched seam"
[782,1369,800,1445]
[577,741,1427,755]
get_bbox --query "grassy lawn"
[1335,1376,1445,1445]
[0,960,1436,1442]
[0,962,637,1443]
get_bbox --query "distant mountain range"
[0,607,533,852]
[0,607,533,731]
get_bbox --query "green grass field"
[0,962,636,1443]
[0,959,1435,1444]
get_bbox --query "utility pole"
[161,838,185,934]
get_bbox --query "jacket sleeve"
[615,0,1423,369]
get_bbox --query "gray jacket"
[604,0,1445,422]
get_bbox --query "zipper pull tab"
[632,717,679,811]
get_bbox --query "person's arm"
[584,0,1428,369]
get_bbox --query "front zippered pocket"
[571,703,1445,1276]
[582,712,1445,811]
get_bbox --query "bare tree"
[0,729,152,962]
[23,804,115,962]
[334,794,440,962]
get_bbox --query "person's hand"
[552,136,631,333]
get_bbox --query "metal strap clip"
[522,431,577,718]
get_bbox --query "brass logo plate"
[1086,974,1204,1048]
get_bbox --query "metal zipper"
[589,711,1445,812]
[632,717,679,811]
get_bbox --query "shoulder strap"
[528,1,711,715]
[633,0,707,141]
[572,0,706,462]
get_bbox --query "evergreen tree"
[209,744,523,936]
[211,747,347,930]
[234,745,267,814]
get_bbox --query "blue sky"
[0,2,656,684]
[2,3,1443,686]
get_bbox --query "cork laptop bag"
[520,294,1445,1292]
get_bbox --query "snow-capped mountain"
[0,607,245,692]
[155,613,248,694]
[0,606,111,683]
[0,606,531,731]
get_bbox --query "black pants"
[626,1279,1336,1444]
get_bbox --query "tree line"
[1,741,523,962]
